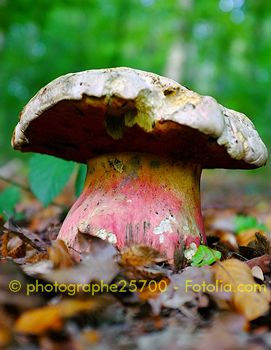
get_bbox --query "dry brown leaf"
[48,239,74,268]
[213,259,270,321]
[124,265,166,282]
[247,232,270,254]
[239,232,270,260]
[0,328,11,349]
[148,266,213,315]
[138,277,170,301]
[233,290,269,322]
[15,298,107,335]
[120,245,165,267]
[120,245,167,281]
[246,254,271,273]
[42,240,119,285]
[219,232,238,250]
[39,335,78,350]
[25,251,49,264]
[4,219,47,251]
[237,229,267,246]
[15,306,62,335]
[82,329,101,345]
[251,266,264,281]
[29,206,62,232]
[196,312,249,350]
[0,231,9,258]
[7,237,26,259]
[0,310,12,348]
[0,260,44,309]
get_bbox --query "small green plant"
[190,245,222,267]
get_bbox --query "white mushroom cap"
[12,67,268,168]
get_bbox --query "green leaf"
[29,154,75,206]
[75,164,87,197]
[191,245,221,267]
[0,186,21,219]
[234,215,268,234]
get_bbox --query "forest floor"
[0,169,271,350]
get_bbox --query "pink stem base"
[57,153,205,263]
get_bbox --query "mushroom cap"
[12,67,268,169]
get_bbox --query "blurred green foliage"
[0,185,21,219]
[1,0,270,165]
[29,154,75,206]
[234,214,268,234]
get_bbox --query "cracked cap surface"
[12,67,268,169]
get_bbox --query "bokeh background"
[0,0,270,205]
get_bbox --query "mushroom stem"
[57,152,206,263]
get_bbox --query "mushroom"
[12,67,268,264]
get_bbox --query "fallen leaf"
[15,297,108,335]
[203,208,236,233]
[0,317,12,348]
[22,259,54,277]
[119,245,167,281]
[0,231,9,258]
[251,266,264,281]
[42,239,119,285]
[197,312,248,350]
[25,251,49,264]
[219,232,238,250]
[48,239,74,268]
[148,266,213,315]
[4,219,47,251]
[237,229,268,247]
[138,277,170,302]
[7,236,26,258]
[233,291,270,322]
[246,254,271,273]
[29,206,62,232]
[81,329,101,345]
[247,232,270,254]
[239,232,270,259]
[0,306,15,349]
[0,260,43,309]
[123,265,166,281]
[120,245,165,267]
[39,335,78,350]
[213,259,270,320]
[15,305,63,335]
